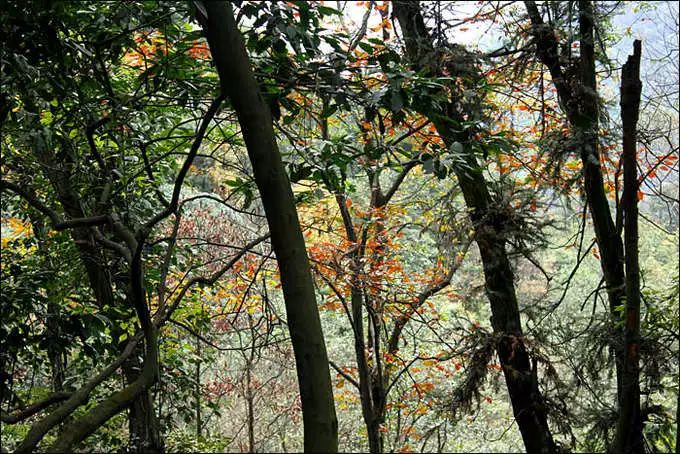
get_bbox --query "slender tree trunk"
[197,3,338,451]
[45,303,66,393]
[28,214,67,393]
[195,334,202,440]
[337,190,383,453]
[615,39,644,454]
[349,278,381,454]
[576,1,627,400]
[393,3,555,453]
[246,364,255,453]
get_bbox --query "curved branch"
[0,179,110,231]
[1,392,72,424]
[387,238,472,354]
[46,327,158,453]
[14,333,142,453]
[154,233,271,325]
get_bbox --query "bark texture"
[123,350,163,453]
[198,2,338,451]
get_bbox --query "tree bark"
[614,39,644,454]
[197,3,338,451]
[393,2,556,453]
[0,392,71,424]
[123,350,163,453]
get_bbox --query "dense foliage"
[1,1,677,453]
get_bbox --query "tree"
[195,2,338,451]
[1,1,676,452]
[524,0,628,401]
[616,39,644,454]
[1,2,257,450]
[392,2,556,452]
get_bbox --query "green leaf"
[40,111,53,126]
[358,42,373,54]
[317,6,341,16]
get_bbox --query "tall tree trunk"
[197,3,338,451]
[335,188,383,453]
[525,0,627,400]
[576,0,626,400]
[393,3,555,453]
[615,39,644,454]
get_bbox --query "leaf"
[40,111,53,126]
[358,42,373,54]
[318,5,341,16]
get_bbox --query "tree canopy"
[1,1,678,453]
